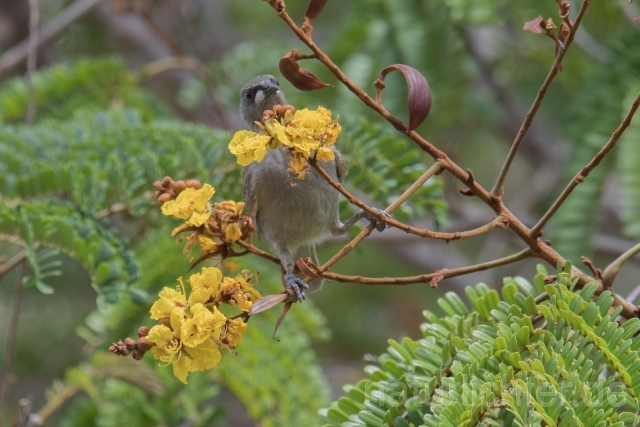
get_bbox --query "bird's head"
[239,75,287,131]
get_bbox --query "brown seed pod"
[279,51,329,91]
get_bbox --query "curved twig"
[530,89,640,237]
[491,0,592,197]
[309,160,502,241]
[315,249,532,285]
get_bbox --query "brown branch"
[530,89,640,237]
[0,263,25,416]
[490,0,592,197]
[235,240,281,266]
[0,251,27,278]
[268,4,640,319]
[314,161,445,276]
[315,249,532,285]
[25,0,39,125]
[0,0,103,77]
[309,160,502,241]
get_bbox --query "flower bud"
[185,180,202,190]
[136,336,154,351]
[162,176,174,186]
[137,326,150,338]
[159,317,171,328]
[124,337,136,350]
[158,193,172,206]
[173,181,187,194]
[132,348,144,361]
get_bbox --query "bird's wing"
[242,164,260,236]
[334,149,348,184]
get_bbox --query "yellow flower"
[219,275,261,311]
[228,130,271,166]
[187,267,223,306]
[224,318,248,347]
[221,259,241,271]
[196,235,218,253]
[324,120,341,146]
[289,153,307,175]
[223,223,243,242]
[150,287,186,320]
[316,146,335,162]
[147,322,222,384]
[161,184,215,227]
[184,339,222,373]
[181,304,227,348]
[147,324,187,382]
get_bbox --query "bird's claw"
[362,208,391,232]
[285,274,308,302]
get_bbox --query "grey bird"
[239,75,387,302]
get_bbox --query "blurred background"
[0,0,639,425]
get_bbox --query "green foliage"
[0,57,171,124]
[321,264,640,427]
[0,200,140,303]
[0,108,241,211]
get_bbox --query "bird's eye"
[245,92,254,100]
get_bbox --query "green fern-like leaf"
[0,57,171,124]
[322,266,640,427]
[0,199,140,303]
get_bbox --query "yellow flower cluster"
[228,106,341,179]
[145,267,259,383]
[161,184,215,227]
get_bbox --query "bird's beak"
[261,83,280,98]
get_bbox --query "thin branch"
[315,249,532,285]
[490,0,592,197]
[25,0,39,125]
[0,263,25,416]
[602,242,640,290]
[0,0,103,77]
[310,160,502,241]
[0,251,27,279]
[314,161,445,275]
[235,240,281,266]
[530,89,640,237]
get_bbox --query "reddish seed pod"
[137,326,150,338]
[279,51,329,91]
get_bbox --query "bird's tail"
[296,244,324,293]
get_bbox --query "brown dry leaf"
[279,51,330,91]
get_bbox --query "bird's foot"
[285,274,308,302]
[362,208,391,232]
